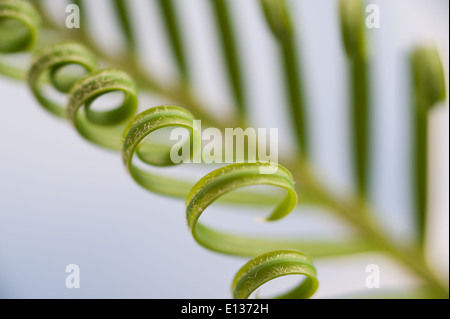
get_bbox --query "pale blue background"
[0,0,448,298]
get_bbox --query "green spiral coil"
[28,42,98,117]
[6,1,319,299]
[0,0,40,53]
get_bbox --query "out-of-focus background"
[0,0,448,298]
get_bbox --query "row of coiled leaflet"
[0,0,318,298]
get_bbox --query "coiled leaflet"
[28,42,98,117]
[11,2,319,298]
[67,68,138,150]
[0,0,40,53]
[232,249,318,299]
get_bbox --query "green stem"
[210,0,247,119]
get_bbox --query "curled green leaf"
[0,0,40,53]
[259,0,293,42]
[186,162,298,254]
[122,105,202,197]
[0,0,41,79]
[122,107,284,204]
[232,249,318,299]
[67,68,138,149]
[339,0,366,58]
[185,163,319,299]
[28,42,98,117]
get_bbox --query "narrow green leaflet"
[339,0,371,199]
[411,47,446,109]
[258,0,309,158]
[156,0,190,83]
[210,0,247,118]
[111,0,136,51]
[410,46,446,247]
[232,250,318,299]
[338,0,366,58]
[259,0,293,42]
